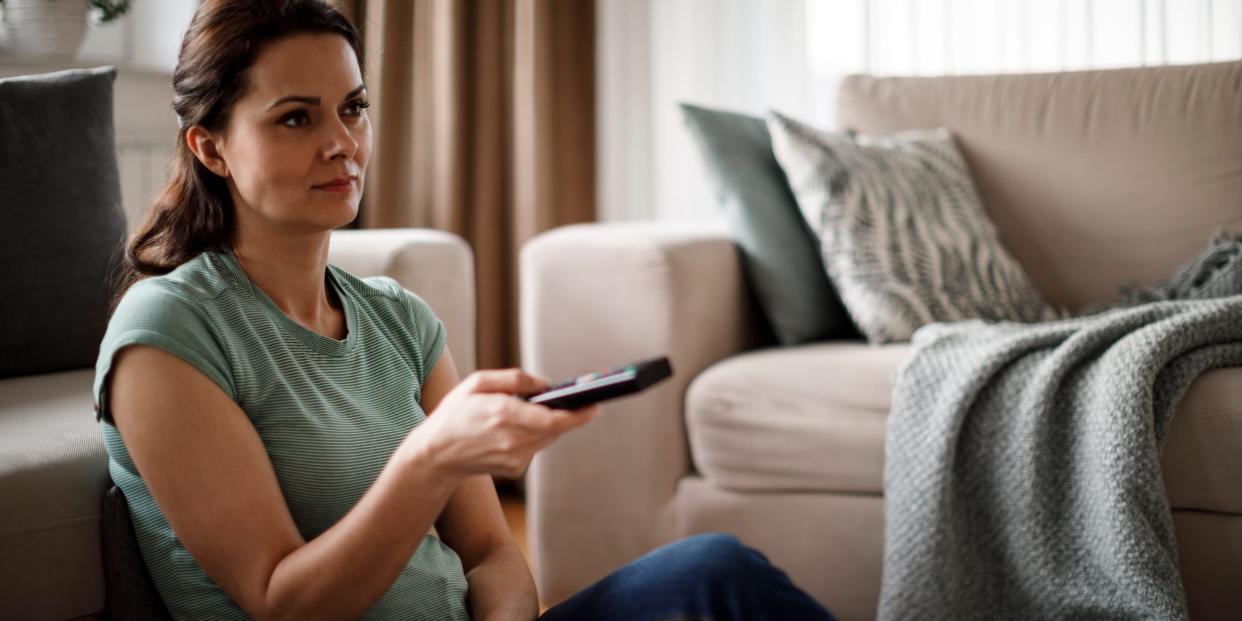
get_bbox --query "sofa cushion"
[686,344,1242,514]
[686,342,908,496]
[1162,367,1242,515]
[679,103,856,345]
[0,369,108,619]
[0,67,126,378]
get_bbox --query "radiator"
[115,134,174,232]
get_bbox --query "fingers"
[566,404,602,419]
[461,368,550,396]
[544,405,601,432]
[520,410,594,458]
[477,394,598,436]
[460,398,601,478]
[504,399,577,431]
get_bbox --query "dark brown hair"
[113,0,361,308]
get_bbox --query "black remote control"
[524,356,674,410]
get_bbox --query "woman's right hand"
[406,368,601,479]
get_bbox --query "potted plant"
[1,0,131,58]
[88,0,129,23]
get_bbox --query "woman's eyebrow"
[266,85,365,110]
[268,95,319,109]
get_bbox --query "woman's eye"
[344,99,371,117]
[279,110,310,128]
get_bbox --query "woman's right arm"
[108,344,584,621]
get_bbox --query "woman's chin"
[329,207,361,229]
[296,201,360,231]
[316,193,361,217]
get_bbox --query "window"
[597,0,1242,222]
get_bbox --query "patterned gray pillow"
[767,111,1058,344]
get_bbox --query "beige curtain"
[356,0,596,370]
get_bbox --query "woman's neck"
[231,232,342,332]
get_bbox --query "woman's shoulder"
[111,251,244,329]
[97,253,240,419]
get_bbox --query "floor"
[499,485,529,560]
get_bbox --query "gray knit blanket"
[879,236,1242,620]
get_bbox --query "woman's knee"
[673,532,746,559]
[541,533,834,621]
[658,533,770,583]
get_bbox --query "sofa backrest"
[837,61,1242,310]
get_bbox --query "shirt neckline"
[217,248,358,357]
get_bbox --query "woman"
[96,1,838,619]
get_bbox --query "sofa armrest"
[330,228,477,376]
[520,220,766,604]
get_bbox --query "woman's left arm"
[422,349,540,621]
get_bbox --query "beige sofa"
[521,61,1242,621]
[0,229,477,620]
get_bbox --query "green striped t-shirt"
[93,248,470,620]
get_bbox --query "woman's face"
[214,33,371,234]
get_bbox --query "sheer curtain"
[598,0,1242,222]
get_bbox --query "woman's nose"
[322,117,358,161]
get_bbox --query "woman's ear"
[186,126,229,178]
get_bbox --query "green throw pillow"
[680,103,856,345]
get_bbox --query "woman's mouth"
[312,176,358,193]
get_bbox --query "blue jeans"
[538,533,838,621]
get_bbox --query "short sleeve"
[93,280,234,423]
[400,289,447,385]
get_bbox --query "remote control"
[524,356,674,410]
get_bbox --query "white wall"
[598,0,1242,223]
